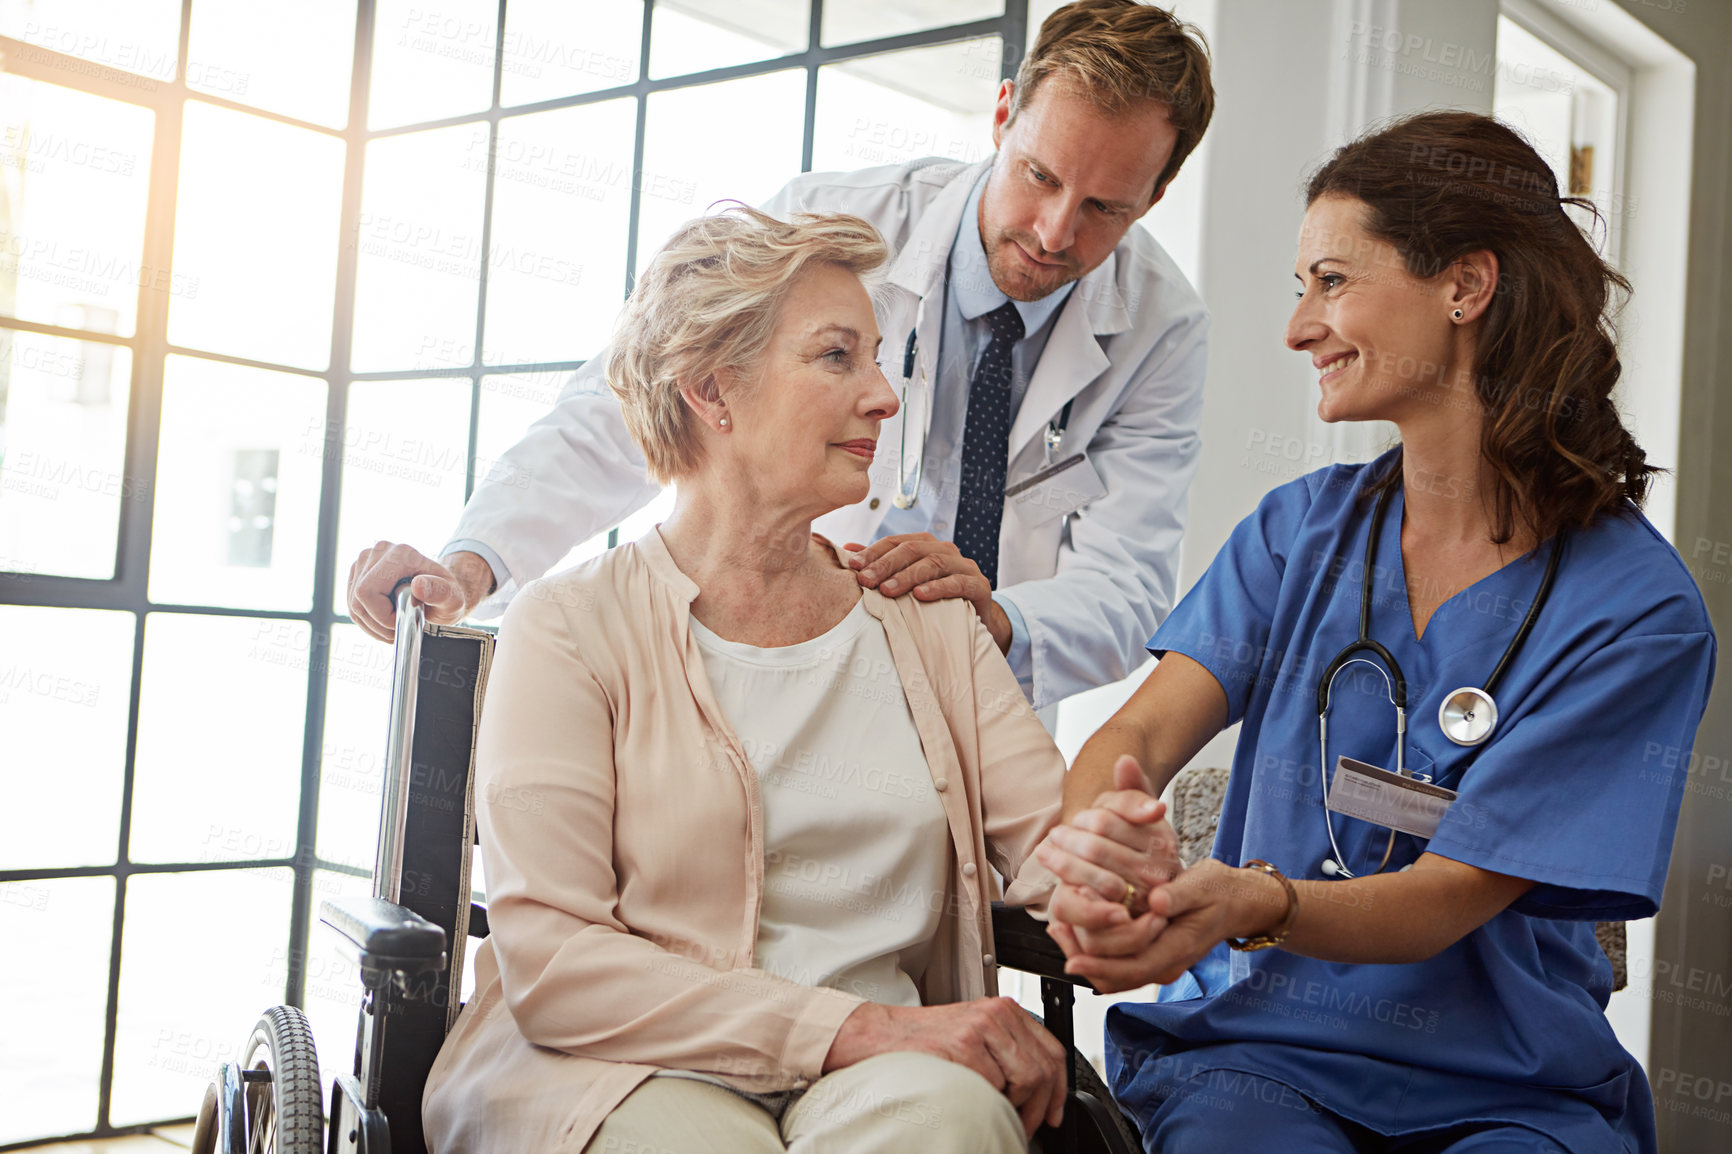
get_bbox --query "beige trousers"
[582,1052,1027,1154]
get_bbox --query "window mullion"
[280,0,378,1011]
[89,0,198,1127]
[1002,0,1029,78]
[623,1,655,295]
[801,0,823,172]
[461,0,511,502]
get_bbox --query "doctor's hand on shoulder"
[347,541,494,642]
[844,532,1013,654]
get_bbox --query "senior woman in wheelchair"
[422,207,1171,1154]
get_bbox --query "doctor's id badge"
[1005,453,1108,528]
[1327,756,1458,839]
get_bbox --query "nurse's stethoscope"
[892,329,1073,509]
[1316,475,1565,877]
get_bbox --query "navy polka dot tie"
[953,301,1024,589]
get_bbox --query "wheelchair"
[192,589,1142,1154]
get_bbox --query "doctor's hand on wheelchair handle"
[822,996,1067,1138]
[348,542,491,642]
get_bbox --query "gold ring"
[1121,881,1137,913]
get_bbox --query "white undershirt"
[689,599,950,1007]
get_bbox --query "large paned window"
[0,1,1027,1143]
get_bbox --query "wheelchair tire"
[239,1005,324,1154]
[190,1081,218,1154]
[1068,1048,1140,1154]
[1024,1006,1141,1154]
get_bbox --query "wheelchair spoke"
[246,1064,276,1154]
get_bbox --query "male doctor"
[349,0,1214,715]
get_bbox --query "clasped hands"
[1035,755,1246,994]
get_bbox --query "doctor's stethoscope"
[1315,474,1565,877]
[892,329,1073,509]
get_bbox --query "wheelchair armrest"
[320,895,448,977]
[991,902,1093,988]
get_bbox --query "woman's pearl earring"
[1452,309,1464,320]
[719,417,729,428]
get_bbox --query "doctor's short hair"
[606,206,889,483]
[1009,0,1214,198]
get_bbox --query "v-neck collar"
[1380,483,1552,660]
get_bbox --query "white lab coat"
[450,157,1209,711]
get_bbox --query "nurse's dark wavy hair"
[1306,110,1657,544]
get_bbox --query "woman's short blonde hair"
[606,205,889,483]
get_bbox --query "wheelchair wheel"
[238,1005,324,1154]
[1069,1048,1140,1154]
[190,1081,219,1154]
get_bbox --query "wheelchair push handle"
[374,582,426,904]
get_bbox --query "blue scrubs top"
[1107,453,1716,1151]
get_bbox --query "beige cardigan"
[423,532,1064,1153]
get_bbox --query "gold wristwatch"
[1227,859,1299,952]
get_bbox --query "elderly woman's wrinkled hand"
[1036,756,1179,905]
[1047,881,1168,959]
[1049,861,1256,993]
[1036,754,1183,961]
[1045,872,1220,994]
[824,998,1067,1138]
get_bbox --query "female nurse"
[1034,110,1717,1152]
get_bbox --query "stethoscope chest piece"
[1438,686,1498,746]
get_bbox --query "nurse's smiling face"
[1285,195,1475,426]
